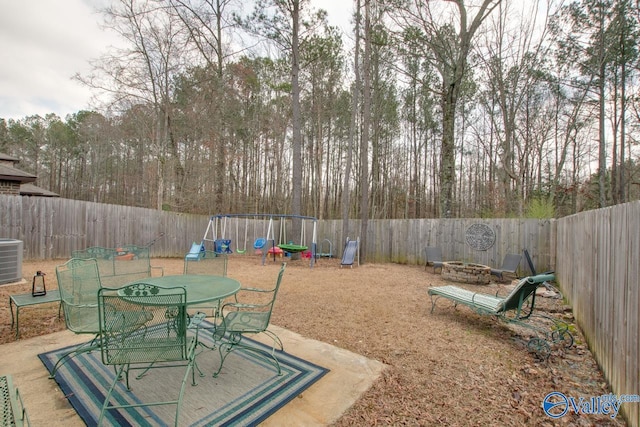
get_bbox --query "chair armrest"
[233,286,273,303]
[223,301,270,310]
[238,286,271,293]
[65,302,98,309]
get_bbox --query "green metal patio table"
[123,274,241,305]
[118,274,241,372]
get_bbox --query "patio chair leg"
[99,364,126,425]
[262,330,283,352]
[175,360,194,426]
[135,345,197,383]
[214,337,282,378]
[98,361,193,427]
[49,338,101,378]
[213,341,232,377]
[193,356,205,380]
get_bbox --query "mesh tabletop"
[125,275,240,305]
[10,289,63,338]
[10,290,60,307]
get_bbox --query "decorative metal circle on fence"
[465,223,496,251]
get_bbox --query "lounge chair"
[490,253,522,280]
[425,247,444,273]
[428,273,573,360]
[523,249,562,299]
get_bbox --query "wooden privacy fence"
[0,196,209,259]
[317,218,554,272]
[556,200,640,426]
[0,196,553,273]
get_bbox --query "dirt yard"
[0,256,626,426]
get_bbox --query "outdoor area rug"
[39,325,329,426]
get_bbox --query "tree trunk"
[440,82,457,218]
[598,4,607,208]
[290,0,303,258]
[360,0,372,263]
[342,0,361,243]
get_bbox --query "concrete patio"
[0,324,386,426]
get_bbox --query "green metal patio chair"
[183,251,227,276]
[428,273,573,360]
[213,263,286,377]
[52,258,152,378]
[50,258,104,378]
[183,251,228,317]
[97,283,197,427]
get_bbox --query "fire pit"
[441,261,491,285]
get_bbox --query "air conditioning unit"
[0,239,23,285]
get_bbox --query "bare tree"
[80,0,189,210]
[391,0,500,218]
[166,0,240,211]
[476,1,557,215]
[239,0,328,251]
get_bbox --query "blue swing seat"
[254,237,266,250]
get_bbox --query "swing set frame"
[202,214,318,268]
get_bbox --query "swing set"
[200,214,318,268]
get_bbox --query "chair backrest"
[231,263,286,333]
[183,251,227,276]
[56,258,102,334]
[499,273,555,313]
[98,283,188,366]
[71,247,116,277]
[425,247,443,262]
[262,263,287,327]
[500,253,522,273]
[112,245,152,276]
[71,245,154,284]
[72,246,112,260]
[523,249,536,275]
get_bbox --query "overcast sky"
[0,1,113,120]
[0,0,353,121]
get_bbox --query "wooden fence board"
[611,207,624,403]
[629,214,640,425]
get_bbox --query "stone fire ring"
[441,261,491,285]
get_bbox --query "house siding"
[0,181,20,195]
